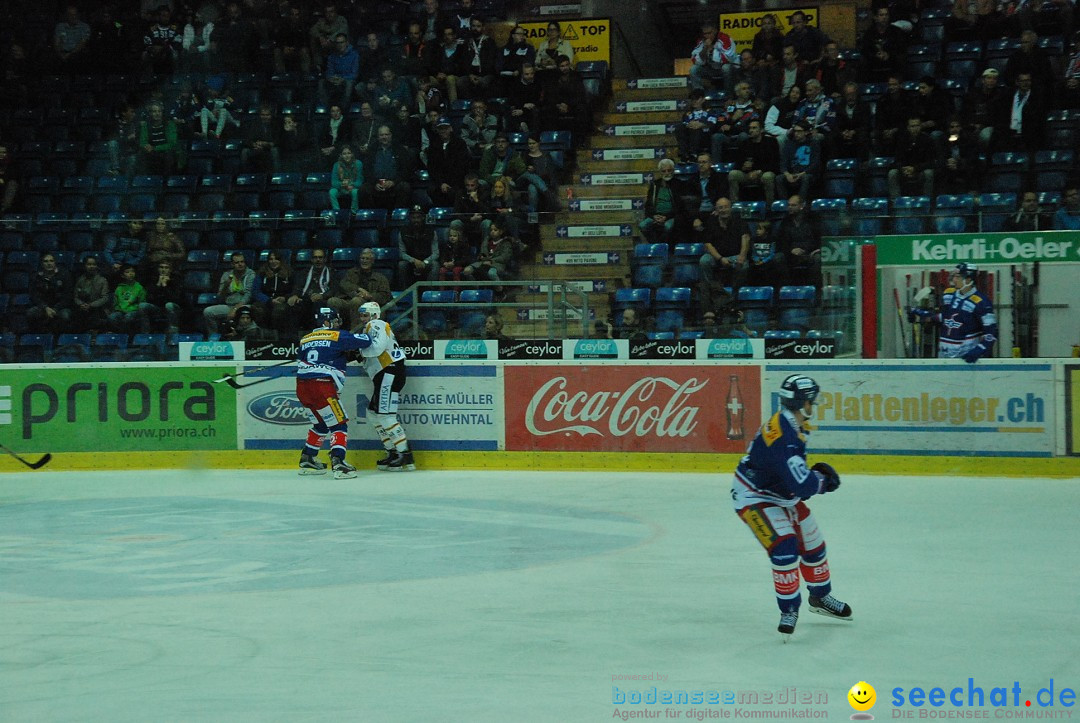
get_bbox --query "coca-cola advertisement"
[504,366,761,453]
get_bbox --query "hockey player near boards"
[296,307,372,479]
[909,262,998,363]
[355,302,415,471]
[731,374,851,641]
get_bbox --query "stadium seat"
[934,194,975,233]
[613,287,651,313]
[905,43,940,80]
[15,333,52,363]
[777,285,816,332]
[764,329,800,339]
[331,247,360,269]
[631,243,668,288]
[53,333,92,362]
[824,159,858,197]
[943,42,982,84]
[810,198,847,236]
[986,152,1029,195]
[892,196,931,234]
[654,287,692,334]
[977,192,1016,232]
[130,333,167,361]
[93,333,129,361]
[851,197,888,236]
[671,243,704,285]
[736,286,774,335]
[1032,150,1074,193]
[865,157,893,196]
[419,290,456,335]
[457,289,494,336]
[647,331,675,340]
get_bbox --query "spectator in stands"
[329,145,364,212]
[728,119,779,206]
[427,24,467,103]
[773,195,822,287]
[600,308,648,343]
[640,159,684,246]
[356,31,389,86]
[506,62,542,135]
[361,125,416,209]
[415,0,442,42]
[89,7,129,75]
[479,132,526,187]
[439,220,472,282]
[460,99,498,160]
[401,22,430,79]
[54,5,91,72]
[874,74,908,154]
[316,104,352,164]
[393,103,425,150]
[746,220,785,291]
[712,80,759,163]
[764,84,802,154]
[1053,186,1080,229]
[1005,190,1054,231]
[279,111,311,172]
[397,205,440,284]
[168,82,200,141]
[328,247,392,331]
[272,4,311,73]
[938,116,980,195]
[446,0,478,34]
[108,265,149,334]
[963,68,1006,150]
[690,21,740,93]
[204,252,255,338]
[910,76,949,146]
[542,55,589,141]
[783,10,828,64]
[830,81,872,161]
[347,101,381,158]
[211,2,257,73]
[27,253,73,334]
[222,305,265,343]
[674,89,717,162]
[1018,0,1074,39]
[104,220,148,281]
[498,26,536,92]
[309,3,348,70]
[138,102,180,175]
[1059,33,1080,109]
[321,33,359,107]
[860,6,908,82]
[521,135,560,213]
[486,175,523,239]
[463,215,518,285]
[369,67,414,117]
[108,104,140,177]
[678,152,726,215]
[241,105,281,172]
[777,45,810,103]
[197,82,241,140]
[144,259,182,334]
[736,49,778,104]
[778,121,820,200]
[484,313,512,341]
[696,197,750,300]
[0,42,29,107]
[793,78,836,148]
[428,116,471,207]
[0,144,16,216]
[810,40,855,99]
[453,173,491,241]
[71,256,111,333]
[141,5,182,77]
[252,251,295,338]
[992,71,1046,153]
[888,116,936,198]
[537,21,575,76]
[1003,30,1056,90]
[459,16,498,99]
[145,216,186,272]
[752,13,784,68]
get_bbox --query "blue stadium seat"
[1032,150,1074,193]
[647,331,675,340]
[866,157,893,197]
[93,333,129,361]
[654,287,691,334]
[632,243,668,288]
[764,329,800,339]
[944,42,982,83]
[457,289,494,336]
[934,194,975,233]
[732,201,766,221]
[130,333,167,361]
[15,333,52,363]
[892,196,931,234]
[824,159,858,197]
[331,247,360,269]
[810,198,847,236]
[671,243,704,285]
[851,197,888,236]
[53,333,92,362]
[613,287,651,312]
[986,152,1029,195]
[736,286,774,335]
[977,193,1016,232]
[778,285,816,332]
[420,290,456,335]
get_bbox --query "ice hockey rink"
[2,467,1079,722]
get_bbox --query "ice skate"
[778,610,798,642]
[376,450,399,471]
[298,453,327,475]
[808,594,853,621]
[399,450,415,471]
[383,450,414,472]
[332,458,357,479]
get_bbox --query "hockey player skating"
[296,307,371,479]
[909,262,998,363]
[355,302,415,471]
[731,374,851,641]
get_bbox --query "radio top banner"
[396,338,770,361]
[717,7,819,53]
[519,17,612,66]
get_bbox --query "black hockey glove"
[812,462,841,493]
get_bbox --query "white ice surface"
[1,468,1078,722]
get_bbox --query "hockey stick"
[0,443,52,470]
[893,287,911,358]
[1030,261,1039,357]
[212,359,295,389]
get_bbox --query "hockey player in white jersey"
[355,302,415,471]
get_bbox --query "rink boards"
[1,359,1078,475]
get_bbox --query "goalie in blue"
[731,374,852,641]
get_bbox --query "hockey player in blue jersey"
[731,374,851,641]
[910,262,997,362]
[295,307,371,479]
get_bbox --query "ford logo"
[247,391,311,425]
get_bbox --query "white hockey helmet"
[359,301,381,321]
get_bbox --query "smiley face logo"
[848,681,876,712]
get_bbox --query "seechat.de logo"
[246,392,310,426]
[707,338,753,358]
[573,338,618,358]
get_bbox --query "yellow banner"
[519,17,612,66]
[1068,365,1080,455]
[717,7,820,54]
